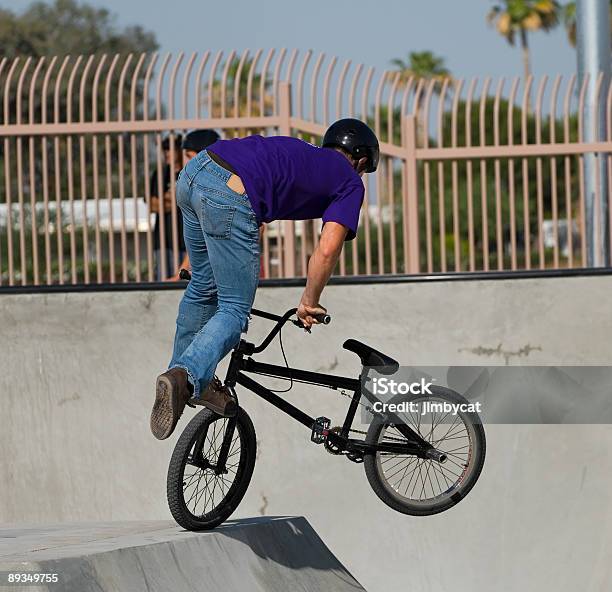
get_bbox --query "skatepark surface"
[2,276,612,591]
[0,517,365,592]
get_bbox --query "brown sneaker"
[187,376,222,407]
[192,376,238,417]
[150,367,193,440]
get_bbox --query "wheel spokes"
[378,400,474,503]
[183,419,242,517]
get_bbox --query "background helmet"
[322,118,379,173]
[181,129,220,153]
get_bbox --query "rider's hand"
[297,301,327,330]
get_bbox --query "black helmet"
[322,118,379,173]
[182,129,220,152]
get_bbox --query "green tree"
[562,1,577,45]
[390,51,451,86]
[0,0,157,58]
[385,51,453,145]
[349,95,582,274]
[487,0,561,78]
[0,0,159,125]
[0,0,159,284]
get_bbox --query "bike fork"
[214,415,238,475]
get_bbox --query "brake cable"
[257,321,377,433]
[268,326,294,394]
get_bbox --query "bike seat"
[343,339,399,375]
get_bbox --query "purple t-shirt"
[208,135,365,240]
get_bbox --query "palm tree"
[390,51,451,87]
[563,1,577,46]
[388,51,452,146]
[563,0,612,48]
[487,0,561,78]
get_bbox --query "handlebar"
[250,307,331,353]
[251,307,331,329]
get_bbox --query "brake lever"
[292,319,311,333]
[293,314,331,333]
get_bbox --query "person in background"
[165,129,221,282]
[173,129,267,281]
[150,134,185,281]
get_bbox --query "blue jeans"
[168,150,260,398]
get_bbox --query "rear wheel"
[364,386,485,516]
[167,407,256,530]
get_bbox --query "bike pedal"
[311,416,331,444]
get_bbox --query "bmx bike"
[166,291,486,531]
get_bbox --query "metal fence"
[1,49,611,286]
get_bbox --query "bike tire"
[364,386,486,516]
[167,407,256,530]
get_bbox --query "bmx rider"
[150,118,379,440]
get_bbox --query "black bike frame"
[214,308,435,465]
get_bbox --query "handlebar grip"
[179,268,192,281]
[314,313,332,325]
[293,313,331,330]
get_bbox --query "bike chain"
[323,389,377,461]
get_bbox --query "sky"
[7,0,578,80]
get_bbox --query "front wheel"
[167,407,256,530]
[364,386,486,516]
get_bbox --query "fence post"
[278,81,296,278]
[403,115,420,274]
[577,1,611,267]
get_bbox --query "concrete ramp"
[0,517,366,592]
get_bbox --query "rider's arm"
[297,221,347,328]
